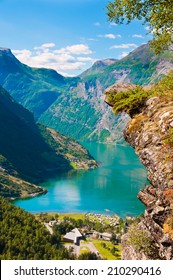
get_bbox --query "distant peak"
[0,47,11,51]
[93,58,117,67]
[0,48,13,57]
[0,48,17,60]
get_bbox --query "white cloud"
[58,71,76,77]
[94,22,101,26]
[77,57,94,62]
[12,43,93,76]
[119,51,129,58]
[110,43,138,49]
[34,43,55,49]
[98,34,121,39]
[12,49,32,60]
[55,44,92,55]
[110,22,117,26]
[66,44,92,55]
[132,34,144,38]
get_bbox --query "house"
[63,228,83,245]
[100,232,112,241]
[92,231,112,241]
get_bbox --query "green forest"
[0,197,74,260]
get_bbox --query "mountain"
[80,43,173,86]
[0,44,172,143]
[80,58,118,77]
[0,86,97,199]
[0,47,67,119]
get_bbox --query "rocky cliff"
[123,96,173,260]
[105,77,173,259]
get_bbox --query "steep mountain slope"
[81,43,173,86]
[39,81,129,142]
[105,73,173,259]
[39,44,173,142]
[0,47,66,119]
[0,44,172,143]
[0,48,128,143]
[0,86,97,199]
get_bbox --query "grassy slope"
[0,171,46,200]
[92,240,122,260]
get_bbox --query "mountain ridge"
[0,43,173,143]
[79,58,118,77]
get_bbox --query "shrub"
[126,224,156,256]
[106,71,173,118]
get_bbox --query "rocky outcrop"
[122,96,173,259]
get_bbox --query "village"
[36,212,138,260]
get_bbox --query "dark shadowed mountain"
[0,86,97,199]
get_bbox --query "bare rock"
[122,96,173,260]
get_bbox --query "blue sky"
[0,0,152,76]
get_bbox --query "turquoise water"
[14,142,148,217]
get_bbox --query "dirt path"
[44,223,53,234]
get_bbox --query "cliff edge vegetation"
[105,72,173,117]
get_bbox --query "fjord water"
[14,142,148,217]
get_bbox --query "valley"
[1,43,172,143]
[0,42,173,260]
[13,142,148,217]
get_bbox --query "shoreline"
[10,188,47,202]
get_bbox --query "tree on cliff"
[107,0,173,53]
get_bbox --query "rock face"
[122,96,173,260]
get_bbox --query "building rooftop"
[64,228,82,243]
